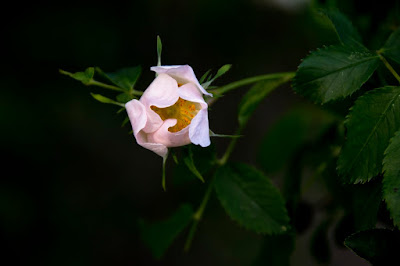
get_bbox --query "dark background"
[1,0,397,265]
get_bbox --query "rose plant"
[60,6,400,262]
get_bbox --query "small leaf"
[157,35,162,67]
[90,93,125,107]
[238,76,291,127]
[183,146,205,183]
[116,93,134,103]
[214,163,289,234]
[381,27,400,65]
[320,9,365,49]
[96,66,141,92]
[209,130,242,138]
[199,69,212,84]
[202,64,232,89]
[253,233,295,266]
[59,67,94,85]
[138,204,194,259]
[293,45,380,104]
[337,86,400,183]
[345,229,400,265]
[383,129,400,229]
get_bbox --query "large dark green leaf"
[345,229,400,265]
[258,105,336,173]
[138,204,193,259]
[293,45,380,103]
[96,66,141,92]
[214,163,289,234]
[321,9,365,50]
[337,86,400,183]
[238,74,293,126]
[382,27,400,65]
[383,129,400,229]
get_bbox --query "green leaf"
[90,93,125,107]
[258,105,337,173]
[214,163,289,234]
[59,67,94,85]
[293,45,380,104]
[383,129,400,229]
[344,229,400,265]
[209,130,242,138]
[116,93,134,103]
[96,66,141,92]
[381,27,400,65]
[253,233,295,266]
[138,204,194,259]
[202,64,232,89]
[320,9,365,49]
[199,69,212,84]
[337,86,400,183]
[238,76,291,127]
[157,35,162,66]
[182,146,205,183]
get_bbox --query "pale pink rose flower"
[125,65,212,158]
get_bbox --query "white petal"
[177,83,207,108]
[139,73,179,133]
[125,99,168,158]
[151,65,213,97]
[140,73,179,108]
[189,108,211,147]
[148,119,191,148]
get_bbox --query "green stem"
[89,80,143,96]
[377,53,400,84]
[184,177,215,251]
[209,72,295,96]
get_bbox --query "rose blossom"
[125,65,211,158]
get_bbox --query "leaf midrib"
[346,88,400,180]
[298,55,378,87]
[226,174,282,229]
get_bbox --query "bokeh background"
[1,0,398,265]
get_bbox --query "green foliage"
[320,9,365,49]
[214,163,289,234]
[90,93,125,107]
[253,233,295,266]
[337,86,400,183]
[138,204,194,259]
[383,129,400,229]
[96,66,141,92]
[238,75,292,127]
[344,229,400,265]
[293,45,380,104]
[182,146,205,183]
[157,35,162,66]
[59,67,94,85]
[258,105,337,173]
[201,64,232,89]
[381,27,400,65]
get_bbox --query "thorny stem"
[377,51,400,84]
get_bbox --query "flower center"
[151,98,199,132]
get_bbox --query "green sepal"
[59,67,94,85]
[90,93,125,107]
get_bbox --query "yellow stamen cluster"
[151,98,199,132]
